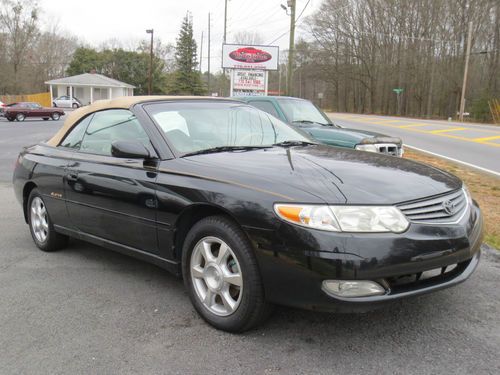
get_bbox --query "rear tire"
[51,113,60,121]
[72,103,79,109]
[7,117,14,122]
[27,188,68,252]
[52,102,57,107]
[182,215,272,332]
[16,113,25,122]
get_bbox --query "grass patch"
[404,149,500,250]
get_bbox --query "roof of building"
[45,73,136,89]
[46,95,237,147]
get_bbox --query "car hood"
[178,145,461,204]
[302,125,401,146]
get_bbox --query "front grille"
[398,189,468,224]
[375,143,401,156]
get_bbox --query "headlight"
[274,204,409,233]
[355,144,378,153]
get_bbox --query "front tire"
[27,189,68,252]
[182,216,271,332]
[72,103,79,109]
[51,112,60,121]
[16,113,25,121]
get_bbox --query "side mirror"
[111,140,150,159]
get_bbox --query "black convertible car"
[13,96,483,332]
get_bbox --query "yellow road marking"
[398,123,432,128]
[473,135,500,142]
[430,127,466,134]
[332,119,500,148]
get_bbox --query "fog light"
[322,280,386,298]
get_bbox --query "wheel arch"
[22,181,37,223]
[172,203,245,263]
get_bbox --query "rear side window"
[79,109,151,156]
[249,100,280,119]
[59,115,93,149]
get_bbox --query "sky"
[39,0,319,72]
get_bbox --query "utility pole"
[459,21,473,122]
[286,0,296,97]
[146,29,154,95]
[199,31,204,73]
[223,0,228,44]
[208,12,211,94]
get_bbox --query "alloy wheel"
[190,236,243,316]
[30,197,48,243]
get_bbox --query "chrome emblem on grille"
[442,200,456,215]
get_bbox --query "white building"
[45,73,135,106]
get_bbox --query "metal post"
[459,21,472,122]
[208,12,211,94]
[146,29,154,95]
[199,31,204,73]
[286,0,296,97]
[223,0,228,44]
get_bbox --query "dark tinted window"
[249,100,280,118]
[79,109,150,156]
[59,115,93,149]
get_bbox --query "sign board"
[222,44,279,70]
[392,88,404,94]
[317,92,324,99]
[233,70,266,91]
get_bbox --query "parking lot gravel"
[1,119,499,374]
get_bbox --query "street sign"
[222,44,279,70]
[233,70,266,91]
[393,88,404,94]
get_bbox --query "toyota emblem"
[442,200,456,215]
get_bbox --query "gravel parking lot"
[1,118,499,374]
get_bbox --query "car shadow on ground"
[60,237,457,338]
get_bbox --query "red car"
[4,102,65,122]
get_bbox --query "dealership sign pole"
[222,44,279,97]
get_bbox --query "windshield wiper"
[293,120,333,126]
[181,145,269,157]
[272,140,317,148]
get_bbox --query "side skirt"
[54,225,181,277]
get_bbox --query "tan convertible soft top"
[46,95,231,147]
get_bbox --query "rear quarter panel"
[13,144,73,226]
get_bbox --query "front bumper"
[246,201,483,312]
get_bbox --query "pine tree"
[169,13,205,95]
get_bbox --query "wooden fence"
[489,99,500,125]
[0,92,52,107]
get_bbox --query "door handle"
[66,173,78,182]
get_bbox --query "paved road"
[0,117,64,181]
[0,118,500,374]
[328,113,500,176]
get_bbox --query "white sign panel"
[222,44,279,70]
[233,70,266,91]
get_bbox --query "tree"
[65,47,168,95]
[0,0,39,92]
[66,47,103,76]
[231,31,264,45]
[169,13,205,95]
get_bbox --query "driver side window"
[79,109,151,156]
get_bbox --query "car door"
[59,96,70,107]
[64,109,160,254]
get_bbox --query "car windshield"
[278,98,334,126]
[145,101,314,155]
